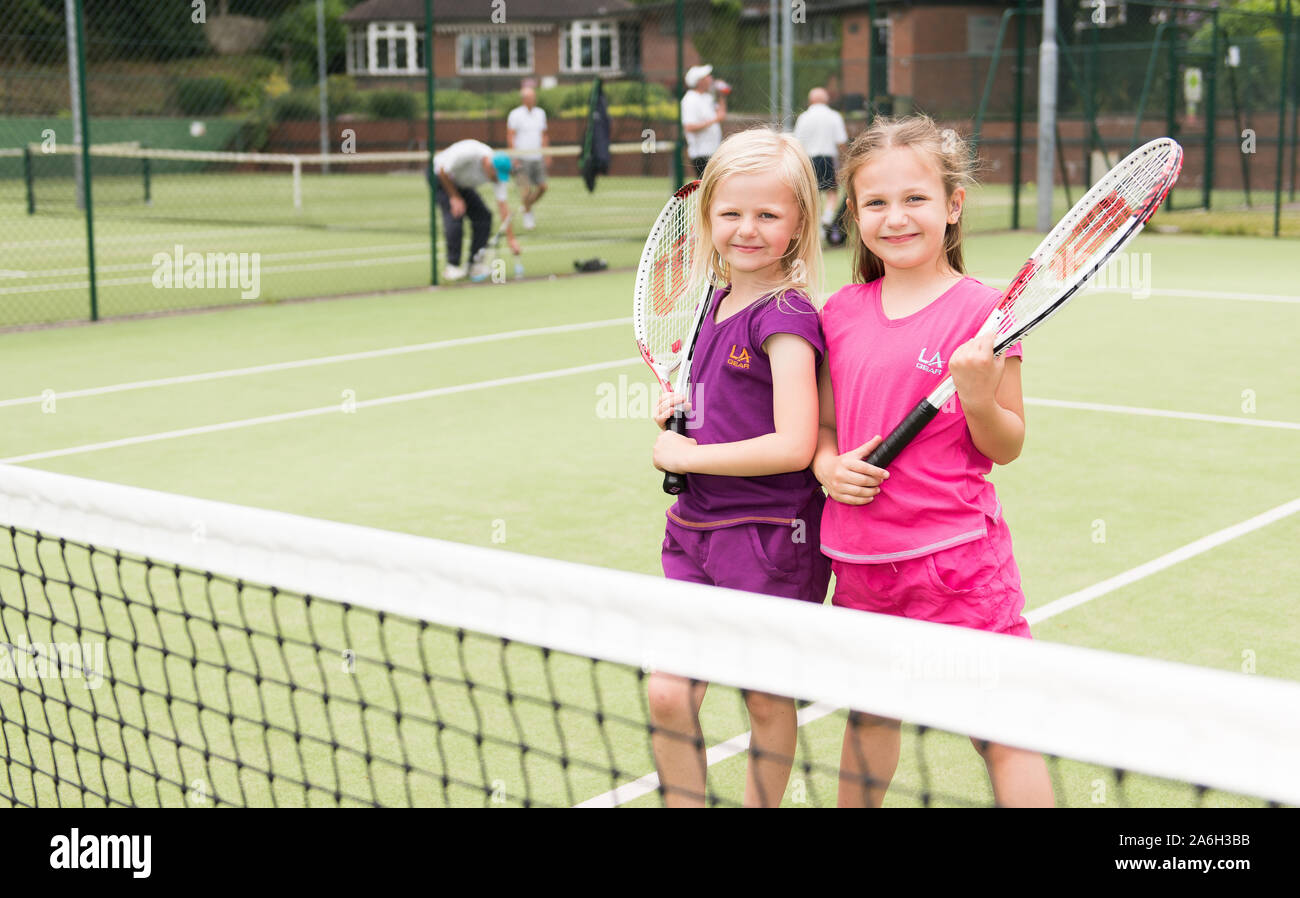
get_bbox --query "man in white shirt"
[431,139,520,282]
[680,64,725,178]
[506,86,549,230]
[793,87,849,231]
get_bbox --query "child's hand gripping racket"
[864,138,1184,468]
[633,181,712,495]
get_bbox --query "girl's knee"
[744,691,793,726]
[647,673,697,725]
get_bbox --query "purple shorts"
[662,494,831,604]
[831,513,1032,638]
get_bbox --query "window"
[351,23,422,75]
[618,22,640,74]
[457,31,533,74]
[349,28,369,73]
[561,20,625,74]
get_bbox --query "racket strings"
[643,206,701,367]
[1000,143,1180,337]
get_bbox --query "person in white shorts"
[507,86,549,230]
[681,64,726,178]
[793,87,849,233]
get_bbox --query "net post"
[23,144,34,215]
[770,0,778,123]
[674,0,684,188]
[867,0,879,120]
[425,0,438,286]
[1131,20,1170,153]
[1012,0,1026,231]
[1036,0,1058,232]
[972,8,1016,162]
[1290,2,1298,203]
[142,143,151,206]
[1166,20,1178,211]
[293,157,302,210]
[781,0,794,130]
[1276,0,1293,237]
[316,0,330,176]
[71,0,97,322]
[1204,7,1219,211]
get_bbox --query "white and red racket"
[633,181,712,495]
[864,138,1184,468]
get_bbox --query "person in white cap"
[681,64,727,177]
[793,87,849,236]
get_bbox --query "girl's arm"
[811,361,888,505]
[948,332,1025,465]
[652,334,818,477]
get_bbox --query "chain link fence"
[2,1,1296,327]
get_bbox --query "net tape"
[1,463,1297,806]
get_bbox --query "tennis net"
[1,464,1297,808]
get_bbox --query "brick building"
[340,0,1029,117]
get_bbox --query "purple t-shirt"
[667,288,825,529]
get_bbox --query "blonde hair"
[690,128,825,307]
[838,115,975,284]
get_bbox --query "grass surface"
[0,224,1296,807]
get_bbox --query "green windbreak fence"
[2,1,1296,327]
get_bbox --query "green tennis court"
[1,227,1296,806]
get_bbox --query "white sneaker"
[522,210,536,230]
[469,254,491,282]
[443,264,466,281]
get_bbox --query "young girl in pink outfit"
[813,115,1054,808]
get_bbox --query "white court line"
[577,494,1300,808]
[1095,286,1300,304]
[5,357,1298,460]
[0,318,631,408]
[1024,398,1300,431]
[0,270,28,279]
[1024,496,1300,624]
[0,358,640,464]
[979,279,1300,304]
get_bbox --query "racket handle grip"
[662,411,689,495]
[864,398,942,468]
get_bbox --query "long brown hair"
[838,115,975,284]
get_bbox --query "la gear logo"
[916,346,943,375]
[727,345,751,370]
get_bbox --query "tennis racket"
[633,180,711,495]
[865,137,1183,469]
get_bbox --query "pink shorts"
[830,514,1031,638]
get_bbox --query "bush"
[326,74,365,117]
[536,83,590,118]
[367,89,418,119]
[273,89,319,121]
[432,89,488,113]
[603,81,672,107]
[175,77,236,116]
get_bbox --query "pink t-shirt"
[820,277,1022,563]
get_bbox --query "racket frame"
[632,180,707,495]
[864,138,1184,469]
